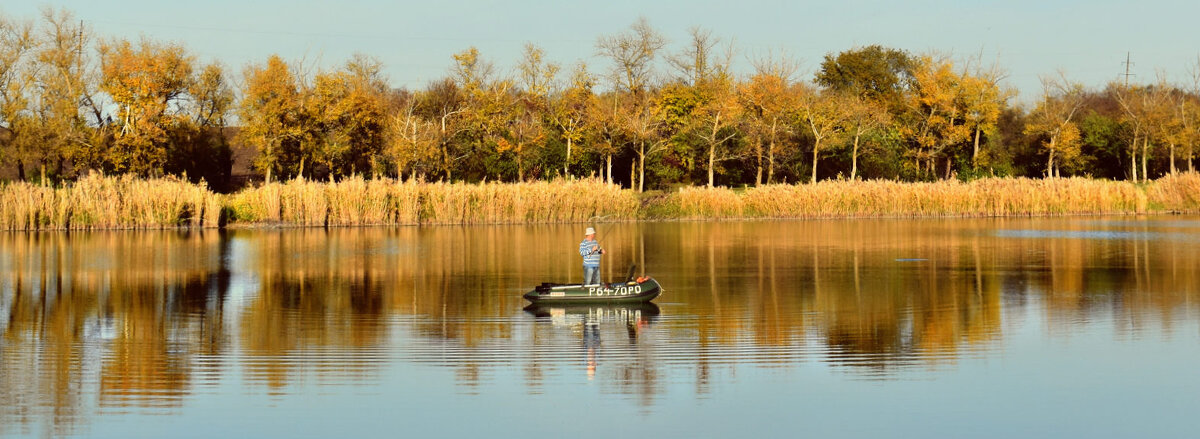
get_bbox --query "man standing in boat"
[579,227,605,285]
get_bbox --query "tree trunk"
[1130,132,1138,182]
[1185,143,1195,172]
[851,133,860,180]
[707,141,715,188]
[755,143,763,187]
[1047,148,1054,178]
[972,126,982,168]
[810,138,820,184]
[517,153,524,182]
[638,142,646,192]
[1142,136,1149,182]
[16,161,25,182]
[565,137,572,177]
[606,154,612,185]
[767,122,776,184]
[630,158,637,189]
[1170,143,1176,175]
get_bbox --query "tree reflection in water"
[1,218,1198,435]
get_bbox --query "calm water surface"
[2,217,1199,438]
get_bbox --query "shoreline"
[2,173,1198,231]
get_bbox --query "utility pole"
[1122,52,1134,87]
[78,20,84,67]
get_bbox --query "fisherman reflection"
[584,316,600,380]
[583,308,648,380]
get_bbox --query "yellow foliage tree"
[903,55,971,179]
[98,37,194,176]
[547,62,594,177]
[238,55,307,182]
[1024,75,1084,177]
[739,63,800,185]
[306,54,388,178]
[796,84,847,184]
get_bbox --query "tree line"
[2,10,1199,192]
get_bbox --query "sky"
[4,0,1200,103]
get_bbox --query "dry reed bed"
[226,176,638,226]
[669,177,1163,219]
[1145,172,1200,212]
[0,173,221,231]
[4,173,1198,230]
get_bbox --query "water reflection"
[2,218,1199,436]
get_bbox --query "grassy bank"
[2,173,1199,231]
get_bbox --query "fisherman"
[579,227,605,285]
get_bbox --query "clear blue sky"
[4,0,1199,103]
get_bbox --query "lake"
[2,217,1198,438]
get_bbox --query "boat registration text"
[588,285,643,296]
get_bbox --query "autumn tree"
[1024,75,1084,177]
[816,45,910,180]
[306,54,389,178]
[689,76,743,187]
[596,17,666,188]
[620,89,668,191]
[1181,95,1200,173]
[98,37,195,176]
[385,92,438,179]
[596,17,666,95]
[840,92,889,180]
[663,28,740,188]
[1182,62,1200,172]
[0,14,35,180]
[1138,81,1173,180]
[506,43,557,180]
[412,78,467,180]
[901,55,971,179]
[189,63,233,128]
[450,47,517,181]
[796,85,848,183]
[548,62,594,177]
[740,54,800,184]
[1111,81,1172,181]
[1162,83,1190,175]
[587,91,626,184]
[25,8,101,178]
[239,55,307,182]
[959,57,1010,169]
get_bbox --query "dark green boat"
[523,266,662,304]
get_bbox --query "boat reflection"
[524,303,659,380]
[522,302,660,322]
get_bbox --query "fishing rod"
[585,215,611,256]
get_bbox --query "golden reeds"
[0,172,221,231]
[224,176,638,227]
[1145,172,1200,212]
[3,173,1197,231]
[738,177,1145,218]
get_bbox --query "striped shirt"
[579,239,601,267]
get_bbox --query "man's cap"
[585,227,596,236]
